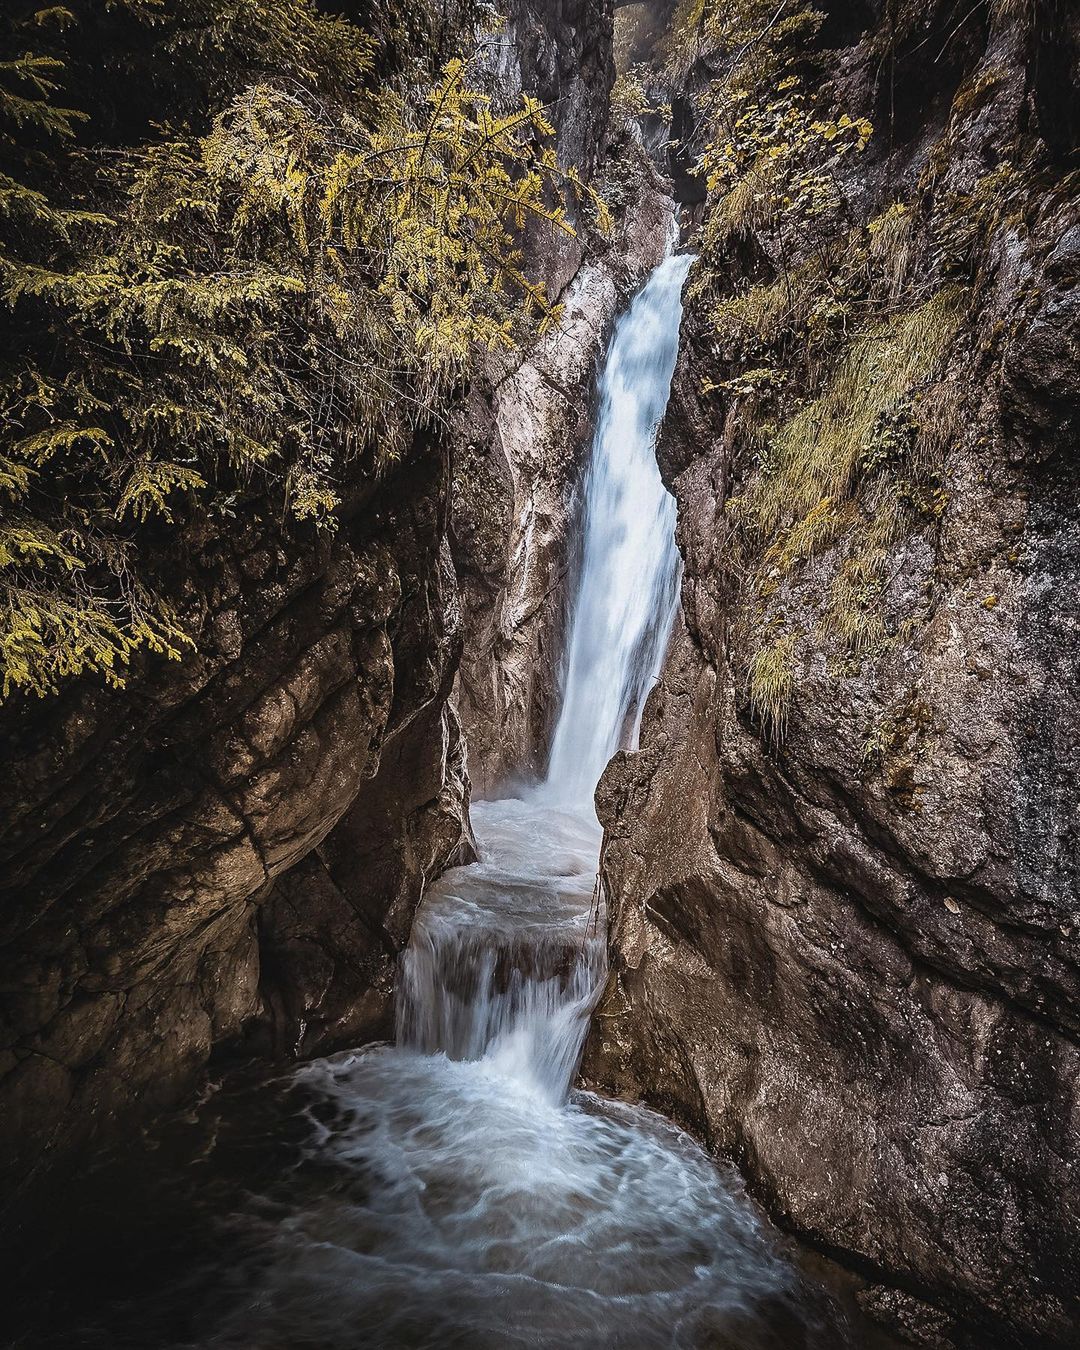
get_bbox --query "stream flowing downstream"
[8,257,858,1350]
[191,254,837,1349]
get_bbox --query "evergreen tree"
[0,1,603,697]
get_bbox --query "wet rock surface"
[0,438,470,1196]
[585,7,1080,1347]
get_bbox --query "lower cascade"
[223,801,811,1349]
[16,256,856,1349]
[193,254,842,1348]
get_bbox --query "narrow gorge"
[1,2,1076,1348]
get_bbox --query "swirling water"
[6,255,862,1350]
[192,801,825,1350]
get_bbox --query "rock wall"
[0,432,469,1198]
[586,4,1080,1347]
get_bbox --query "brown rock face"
[586,8,1080,1348]
[0,436,469,1194]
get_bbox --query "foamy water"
[195,254,843,1349]
[203,799,821,1350]
[397,798,604,1103]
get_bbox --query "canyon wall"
[587,3,1079,1347]
[0,433,470,1195]
[0,0,618,1199]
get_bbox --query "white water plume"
[544,252,693,806]
[205,1051,809,1350]
[193,252,843,1350]
[396,797,604,1105]
[394,253,695,1108]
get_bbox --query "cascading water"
[186,252,842,1349]
[391,254,696,1112]
[27,252,854,1350]
[395,797,604,1104]
[544,253,691,805]
[390,258,698,1111]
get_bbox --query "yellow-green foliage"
[678,0,1014,742]
[661,0,823,88]
[824,550,889,650]
[655,0,707,83]
[868,203,915,298]
[730,288,964,667]
[609,68,655,129]
[1,1,601,698]
[1,582,190,700]
[710,275,803,345]
[702,254,836,355]
[934,162,1024,271]
[951,63,1009,121]
[747,630,798,741]
[661,0,869,271]
[700,86,871,251]
[761,495,852,575]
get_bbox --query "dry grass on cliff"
[706,259,826,352]
[747,630,798,741]
[745,285,966,537]
[735,286,967,725]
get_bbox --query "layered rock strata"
[0,437,469,1194]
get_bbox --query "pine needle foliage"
[1,1,598,699]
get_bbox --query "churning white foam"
[203,805,805,1348]
[397,799,604,1105]
[205,1048,802,1349]
[200,254,832,1349]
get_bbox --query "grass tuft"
[868,204,914,299]
[744,285,965,537]
[747,630,798,741]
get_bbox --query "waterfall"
[395,252,694,1106]
[544,253,693,805]
[189,252,819,1350]
[396,796,605,1105]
